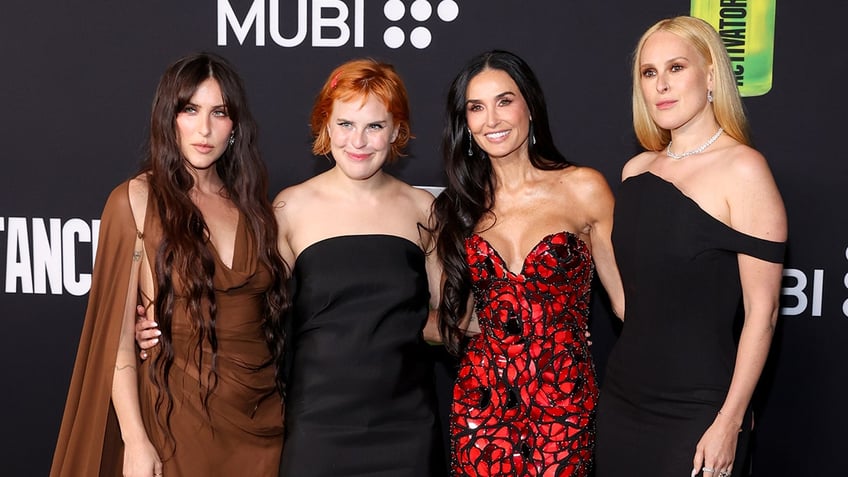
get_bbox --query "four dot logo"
[383,0,460,49]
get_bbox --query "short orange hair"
[311,59,412,160]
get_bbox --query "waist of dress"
[603,355,732,402]
[471,330,590,348]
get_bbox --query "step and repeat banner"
[1,1,845,475]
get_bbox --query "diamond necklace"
[666,127,724,160]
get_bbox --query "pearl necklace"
[666,127,724,160]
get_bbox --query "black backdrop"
[1,1,845,475]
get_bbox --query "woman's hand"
[135,305,161,360]
[691,413,741,477]
[123,437,163,477]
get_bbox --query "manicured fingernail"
[152,338,159,345]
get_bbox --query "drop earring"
[466,128,474,156]
[228,130,236,146]
[530,120,536,145]
[707,90,714,103]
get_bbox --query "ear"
[707,64,715,91]
[390,124,400,143]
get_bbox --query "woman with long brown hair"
[50,52,288,477]
[434,50,624,476]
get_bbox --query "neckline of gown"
[205,211,243,273]
[141,188,256,291]
[294,234,423,269]
[468,230,589,278]
[627,171,784,246]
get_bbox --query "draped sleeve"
[50,180,143,476]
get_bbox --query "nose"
[656,73,670,93]
[351,127,367,148]
[199,115,212,137]
[485,107,501,128]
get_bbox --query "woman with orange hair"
[273,59,442,476]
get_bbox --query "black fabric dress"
[595,172,785,477]
[279,235,441,477]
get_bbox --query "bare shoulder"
[388,177,435,222]
[621,151,657,181]
[716,144,781,199]
[557,165,613,200]
[126,174,151,229]
[127,173,149,202]
[272,175,325,218]
[407,183,437,210]
[724,144,775,183]
[273,178,309,206]
[722,144,787,240]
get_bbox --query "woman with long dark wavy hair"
[51,52,288,477]
[433,50,624,476]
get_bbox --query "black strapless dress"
[279,235,441,477]
[595,173,785,477]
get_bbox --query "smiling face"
[638,30,714,132]
[175,77,233,172]
[465,68,531,161]
[327,93,399,181]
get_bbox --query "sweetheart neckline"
[468,230,588,278]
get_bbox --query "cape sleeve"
[50,180,141,477]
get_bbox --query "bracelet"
[717,410,743,433]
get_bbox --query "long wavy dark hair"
[139,53,289,450]
[433,50,571,354]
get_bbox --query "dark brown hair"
[140,52,288,451]
[433,50,571,354]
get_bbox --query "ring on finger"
[718,471,731,477]
[702,468,715,474]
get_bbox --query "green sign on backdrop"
[691,0,776,96]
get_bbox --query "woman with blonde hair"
[595,16,787,477]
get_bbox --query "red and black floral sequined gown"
[451,231,597,476]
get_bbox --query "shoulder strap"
[127,177,149,240]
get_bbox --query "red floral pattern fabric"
[451,231,597,476]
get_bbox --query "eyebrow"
[466,91,516,104]
[334,117,389,125]
[641,56,689,68]
[183,101,228,109]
